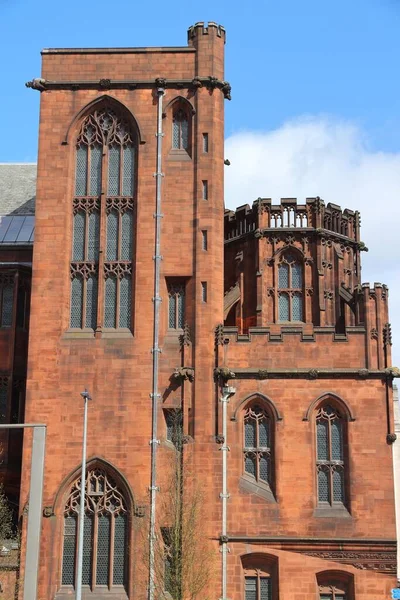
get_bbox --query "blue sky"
[1,0,400,160]
[1,0,400,363]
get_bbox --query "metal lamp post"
[76,389,91,600]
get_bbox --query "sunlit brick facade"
[5,22,396,600]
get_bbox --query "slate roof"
[0,164,36,216]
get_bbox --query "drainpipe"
[149,82,165,600]
[220,385,236,600]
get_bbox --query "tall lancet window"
[277,252,303,322]
[172,108,189,150]
[70,107,136,331]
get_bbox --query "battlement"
[224,197,360,242]
[187,22,226,44]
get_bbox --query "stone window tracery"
[243,556,278,600]
[70,107,136,331]
[317,571,353,600]
[243,404,273,489]
[316,405,346,507]
[277,252,303,322]
[61,468,128,590]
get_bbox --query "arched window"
[317,571,354,600]
[242,554,279,600]
[70,107,136,331]
[172,108,189,151]
[61,467,129,590]
[277,252,303,322]
[316,405,346,507]
[243,404,273,491]
[167,280,185,329]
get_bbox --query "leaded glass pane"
[113,514,126,585]
[70,277,83,328]
[90,144,102,196]
[318,468,329,502]
[278,293,289,321]
[320,595,332,600]
[108,146,120,196]
[336,595,346,600]
[75,145,88,196]
[96,514,110,586]
[82,514,93,586]
[104,276,117,328]
[278,263,289,288]
[177,290,185,329]
[119,276,131,328]
[106,210,118,261]
[291,262,302,288]
[121,211,133,260]
[181,117,189,150]
[0,386,7,423]
[245,455,256,477]
[245,420,256,447]
[122,146,134,196]
[1,285,13,327]
[292,293,303,321]
[88,211,100,262]
[331,420,343,461]
[168,293,176,328]
[62,515,77,585]
[317,420,328,461]
[73,211,85,261]
[259,456,269,482]
[85,276,98,330]
[259,418,269,447]
[173,119,180,149]
[245,577,257,600]
[333,468,345,502]
[260,577,271,600]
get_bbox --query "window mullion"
[109,514,115,588]
[92,512,99,590]
[96,144,107,332]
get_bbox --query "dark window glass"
[316,405,346,506]
[277,253,303,322]
[243,405,272,487]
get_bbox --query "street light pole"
[76,389,91,600]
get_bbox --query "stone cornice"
[225,225,366,249]
[214,366,399,382]
[25,76,232,99]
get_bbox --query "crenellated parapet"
[187,21,226,44]
[224,197,361,244]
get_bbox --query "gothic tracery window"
[277,252,303,322]
[172,108,189,151]
[243,404,273,489]
[316,405,346,507]
[62,468,128,590]
[317,572,353,600]
[70,107,136,331]
[245,574,272,600]
[167,281,185,329]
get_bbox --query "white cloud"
[224,116,400,366]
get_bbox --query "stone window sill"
[313,504,352,519]
[56,586,128,599]
[167,149,191,161]
[62,328,133,340]
[239,475,277,503]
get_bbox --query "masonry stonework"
[13,22,397,600]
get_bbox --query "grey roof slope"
[0,164,36,216]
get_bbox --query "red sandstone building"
[0,21,398,600]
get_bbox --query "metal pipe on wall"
[148,83,165,600]
[76,390,91,600]
[220,385,236,600]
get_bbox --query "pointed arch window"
[317,571,354,600]
[172,108,189,151]
[316,405,347,507]
[243,554,279,600]
[70,107,136,332]
[242,403,275,499]
[277,252,303,322]
[61,467,129,590]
